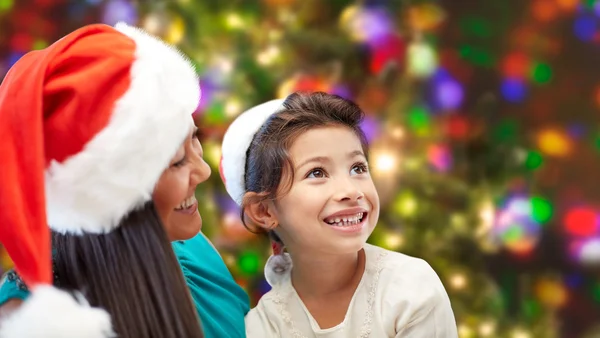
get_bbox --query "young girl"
[220,92,458,337]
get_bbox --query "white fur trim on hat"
[45,23,199,234]
[220,99,285,205]
[0,286,114,338]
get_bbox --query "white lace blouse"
[245,244,458,338]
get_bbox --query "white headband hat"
[219,98,297,286]
[219,98,286,206]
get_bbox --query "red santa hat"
[0,22,199,337]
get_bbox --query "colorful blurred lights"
[555,0,578,11]
[383,233,404,250]
[374,153,397,173]
[579,238,600,264]
[407,42,438,78]
[532,0,559,22]
[594,1,600,17]
[7,52,25,68]
[501,78,527,103]
[574,15,597,41]
[458,325,474,338]
[502,52,530,79]
[478,202,495,234]
[166,15,186,44]
[216,57,234,74]
[564,207,598,237]
[407,106,431,135]
[256,45,281,66]
[339,6,394,43]
[102,0,137,26]
[567,123,586,139]
[494,197,542,254]
[478,321,496,336]
[0,0,13,11]
[359,116,381,143]
[202,140,222,169]
[393,191,418,217]
[537,129,571,157]
[368,34,406,75]
[530,62,553,84]
[435,77,464,110]
[224,99,242,118]
[525,151,544,170]
[530,197,553,223]
[446,116,469,140]
[427,144,452,172]
[535,278,568,308]
[512,329,532,338]
[238,251,261,275]
[391,126,405,139]
[407,3,446,31]
[449,273,467,290]
[225,13,245,29]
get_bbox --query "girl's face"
[153,127,211,241]
[268,125,379,256]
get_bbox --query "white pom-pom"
[264,253,293,286]
[0,285,114,338]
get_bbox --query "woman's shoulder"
[172,233,229,273]
[172,232,211,256]
[172,232,248,294]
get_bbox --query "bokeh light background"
[1,0,600,337]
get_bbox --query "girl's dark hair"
[241,91,369,236]
[52,202,204,338]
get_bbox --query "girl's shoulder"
[364,243,434,275]
[363,244,457,336]
[245,289,286,338]
[363,243,449,305]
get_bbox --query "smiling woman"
[0,124,249,338]
[0,22,205,338]
[0,126,250,338]
[0,22,249,338]
[153,127,211,241]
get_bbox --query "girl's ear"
[242,192,279,231]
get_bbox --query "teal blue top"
[172,234,249,338]
[0,233,249,338]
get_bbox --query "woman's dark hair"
[52,202,203,338]
[241,91,369,236]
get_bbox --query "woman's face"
[153,127,211,241]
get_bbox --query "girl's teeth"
[325,212,365,227]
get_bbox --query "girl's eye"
[351,162,369,175]
[307,168,326,179]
